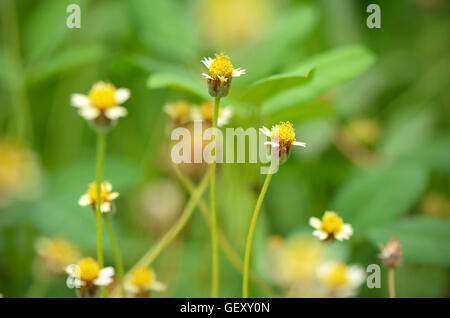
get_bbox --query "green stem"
[242,173,273,298]
[210,97,220,298]
[172,163,277,297]
[104,216,125,297]
[95,131,107,298]
[388,268,395,298]
[128,170,210,273]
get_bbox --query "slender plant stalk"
[95,131,107,298]
[128,170,210,273]
[388,268,395,298]
[104,217,126,297]
[243,173,273,298]
[172,163,276,297]
[210,97,220,298]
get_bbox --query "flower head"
[378,237,402,268]
[36,237,81,275]
[192,101,233,127]
[66,257,115,289]
[71,81,130,127]
[202,53,245,98]
[0,139,40,207]
[163,101,192,126]
[309,211,353,242]
[260,122,306,162]
[317,261,365,297]
[78,182,119,214]
[125,267,166,297]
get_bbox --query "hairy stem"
[243,173,273,298]
[104,216,125,297]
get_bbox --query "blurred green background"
[0,0,449,298]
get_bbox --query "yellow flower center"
[324,263,349,287]
[77,257,99,282]
[209,53,234,78]
[87,182,110,203]
[273,122,296,145]
[88,82,117,109]
[131,268,153,288]
[170,101,191,121]
[321,212,343,234]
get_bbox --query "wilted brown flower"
[378,237,402,268]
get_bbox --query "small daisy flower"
[71,81,130,127]
[260,122,306,162]
[202,53,245,98]
[36,237,81,275]
[309,211,353,242]
[78,181,119,214]
[378,237,402,268]
[163,101,192,126]
[125,267,166,298]
[191,101,233,127]
[66,257,115,297]
[317,261,365,297]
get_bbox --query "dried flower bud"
[378,237,402,268]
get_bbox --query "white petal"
[309,217,322,229]
[99,266,115,278]
[190,108,202,121]
[232,68,246,77]
[201,57,213,69]
[335,224,353,240]
[313,230,328,241]
[115,88,130,104]
[101,202,112,213]
[150,281,167,292]
[65,264,79,276]
[259,127,272,138]
[293,141,307,147]
[124,281,139,294]
[78,194,92,206]
[105,106,127,120]
[217,107,233,127]
[348,266,365,287]
[109,192,120,200]
[79,107,100,120]
[264,141,279,148]
[218,75,228,83]
[202,73,213,80]
[71,94,90,108]
[94,276,113,286]
[104,182,112,192]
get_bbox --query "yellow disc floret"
[321,211,343,235]
[88,82,117,109]
[77,257,99,282]
[274,122,296,145]
[87,182,110,203]
[131,268,153,288]
[209,53,234,79]
[323,263,349,287]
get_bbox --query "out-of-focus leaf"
[265,102,334,126]
[293,119,338,159]
[262,45,376,116]
[126,0,198,61]
[148,72,209,100]
[27,45,105,83]
[233,4,318,84]
[379,106,435,161]
[241,68,314,104]
[368,217,450,267]
[24,0,84,62]
[333,164,428,236]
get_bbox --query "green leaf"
[333,164,428,236]
[368,217,450,267]
[147,72,209,100]
[262,45,376,116]
[27,45,105,83]
[241,68,314,104]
